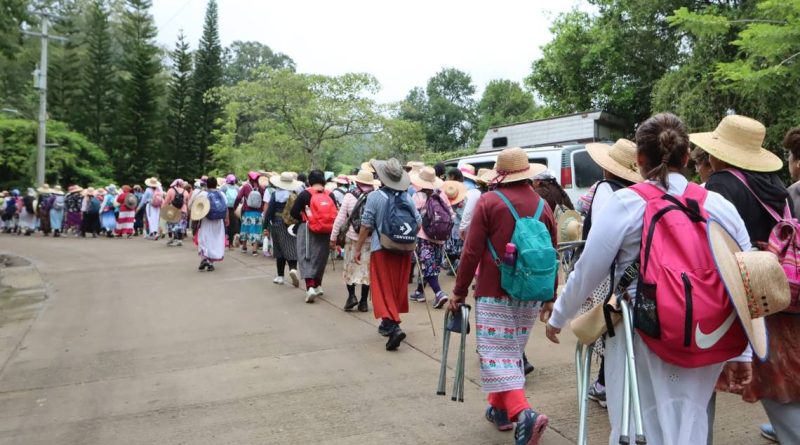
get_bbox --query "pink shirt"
[413,189,454,245]
[165,187,189,213]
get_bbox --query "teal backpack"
[487,192,558,302]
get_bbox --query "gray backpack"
[246,187,262,208]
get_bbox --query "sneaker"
[432,291,449,309]
[587,381,607,408]
[409,290,426,302]
[514,409,549,445]
[315,287,324,296]
[198,259,209,271]
[485,406,513,432]
[289,269,300,287]
[166,239,175,247]
[760,424,779,443]
[305,288,317,303]
[378,320,394,337]
[273,276,285,285]
[385,328,406,351]
[175,240,183,247]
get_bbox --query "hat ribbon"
[736,253,767,318]
[491,166,530,185]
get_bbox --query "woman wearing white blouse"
[543,113,753,445]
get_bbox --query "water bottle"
[502,243,517,267]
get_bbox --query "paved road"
[0,236,770,444]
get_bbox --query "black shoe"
[206,264,215,272]
[198,260,209,271]
[523,354,535,376]
[344,294,359,311]
[386,328,406,351]
[378,319,394,337]
[357,297,369,312]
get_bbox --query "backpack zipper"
[682,272,693,347]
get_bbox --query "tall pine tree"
[163,32,194,180]
[189,0,222,175]
[116,0,162,183]
[78,0,116,151]
[49,0,83,127]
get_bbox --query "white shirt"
[458,188,482,233]
[551,174,752,350]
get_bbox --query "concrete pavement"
[0,236,771,444]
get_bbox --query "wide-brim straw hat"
[334,175,350,185]
[529,163,548,179]
[459,164,479,181]
[361,161,375,173]
[190,195,211,221]
[51,185,65,195]
[67,185,83,194]
[404,161,425,173]
[586,139,644,184]
[372,158,410,191]
[476,168,494,185]
[442,180,467,205]
[486,148,535,184]
[258,175,270,189]
[352,169,381,188]
[144,177,159,188]
[690,115,782,173]
[708,220,790,360]
[410,166,444,190]
[160,205,182,223]
[270,172,303,191]
[557,209,583,243]
[82,187,96,197]
[36,184,51,194]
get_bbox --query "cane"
[575,342,594,445]
[437,311,451,396]
[619,298,647,445]
[444,252,458,277]
[304,223,310,260]
[452,304,470,402]
[414,252,436,338]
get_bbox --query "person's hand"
[448,295,465,313]
[545,323,561,344]
[354,250,362,264]
[723,361,753,393]
[540,301,554,323]
[459,230,466,240]
[329,240,337,250]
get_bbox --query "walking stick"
[414,252,436,338]
[619,298,647,445]
[304,223,310,260]
[575,342,594,445]
[444,252,458,277]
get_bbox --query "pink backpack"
[631,182,747,368]
[727,169,800,313]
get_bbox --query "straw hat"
[529,163,548,179]
[51,185,65,195]
[557,209,583,243]
[82,187,96,197]
[405,161,425,173]
[67,185,83,194]
[586,139,644,184]
[258,175,270,189]
[270,172,303,191]
[190,195,211,221]
[708,220,790,360]
[690,115,782,173]
[36,183,51,194]
[334,175,350,185]
[410,166,444,190]
[442,181,467,205]
[361,161,375,173]
[459,164,479,181]
[96,187,106,196]
[144,177,159,188]
[476,168,494,184]
[352,169,381,188]
[160,205,181,223]
[371,158,410,191]
[485,148,534,184]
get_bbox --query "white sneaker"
[289,269,300,288]
[314,287,324,296]
[305,288,317,303]
[273,276,285,285]
[175,240,182,247]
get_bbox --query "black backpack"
[171,187,184,209]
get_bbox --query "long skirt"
[197,218,225,262]
[343,238,370,285]
[65,211,82,231]
[605,330,723,445]
[146,204,160,235]
[115,206,135,235]
[226,207,240,245]
[18,209,36,231]
[475,296,539,393]
[370,250,412,323]
[239,210,263,244]
[297,223,329,281]
[100,211,116,231]
[39,209,51,234]
[167,212,188,236]
[134,208,144,231]
[271,219,297,261]
[49,209,64,232]
[82,212,100,234]
[416,238,443,278]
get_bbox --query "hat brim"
[353,177,381,188]
[442,181,467,205]
[269,176,302,191]
[372,160,410,190]
[160,206,182,223]
[190,197,210,221]
[557,210,584,243]
[410,172,444,190]
[586,143,644,184]
[707,220,768,361]
[690,132,783,173]
[485,166,534,184]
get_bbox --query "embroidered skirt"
[343,238,370,285]
[475,296,540,393]
[239,210,263,244]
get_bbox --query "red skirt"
[369,250,412,323]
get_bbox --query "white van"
[444,144,604,207]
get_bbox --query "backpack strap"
[724,168,790,222]
[486,192,546,264]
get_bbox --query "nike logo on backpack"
[695,311,737,349]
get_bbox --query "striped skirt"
[475,296,540,393]
[270,219,297,261]
[115,206,135,235]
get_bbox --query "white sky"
[152,0,590,103]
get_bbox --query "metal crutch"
[444,252,458,276]
[452,304,470,402]
[575,342,594,445]
[436,311,452,396]
[619,298,647,445]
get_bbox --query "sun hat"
[67,185,83,194]
[225,174,237,184]
[27,187,37,197]
[144,177,159,188]
[82,187,95,197]
[160,205,182,223]
[334,175,350,186]
[247,171,260,182]
[51,185,65,195]
[96,187,106,196]
[36,184,51,194]
[410,166,444,190]
[442,180,467,205]
[529,163,548,179]
[270,172,303,191]
[105,184,117,194]
[476,168,494,184]
[190,195,211,221]
[352,169,381,188]
[690,115,782,172]
[258,175,270,189]
[404,161,425,173]
[586,139,644,184]
[485,148,534,184]
[459,164,479,181]
[371,158,410,191]
[557,209,583,243]
[708,220,790,360]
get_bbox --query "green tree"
[223,40,295,85]
[476,79,539,137]
[371,117,428,161]
[49,0,84,126]
[0,0,35,115]
[115,0,162,183]
[163,31,194,180]
[189,0,223,174]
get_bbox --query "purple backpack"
[422,191,454,241]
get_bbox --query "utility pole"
[23,11,67,187]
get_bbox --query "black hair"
[447,168,464,182]
[785,127,800,159]
[206,177,218,189]
[635,112,689,189]
[434,162,446,179]
[297,173,308,185]
[307,170,326,186]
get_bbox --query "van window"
[528,157,547,167]
[492,137,508,148]
[572,150,603,188]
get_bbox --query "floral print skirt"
[239,210,263,244]
[416,238,443,278]
[343,239,370,286]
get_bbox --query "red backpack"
[631,182,747,368]
[304,189,337,234]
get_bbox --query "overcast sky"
[152,0,589,103]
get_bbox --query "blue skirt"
[240,210,263,244]
[100,211,116,231]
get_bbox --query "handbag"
[570,261,639,345]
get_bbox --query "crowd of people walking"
[2,113,799,445]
